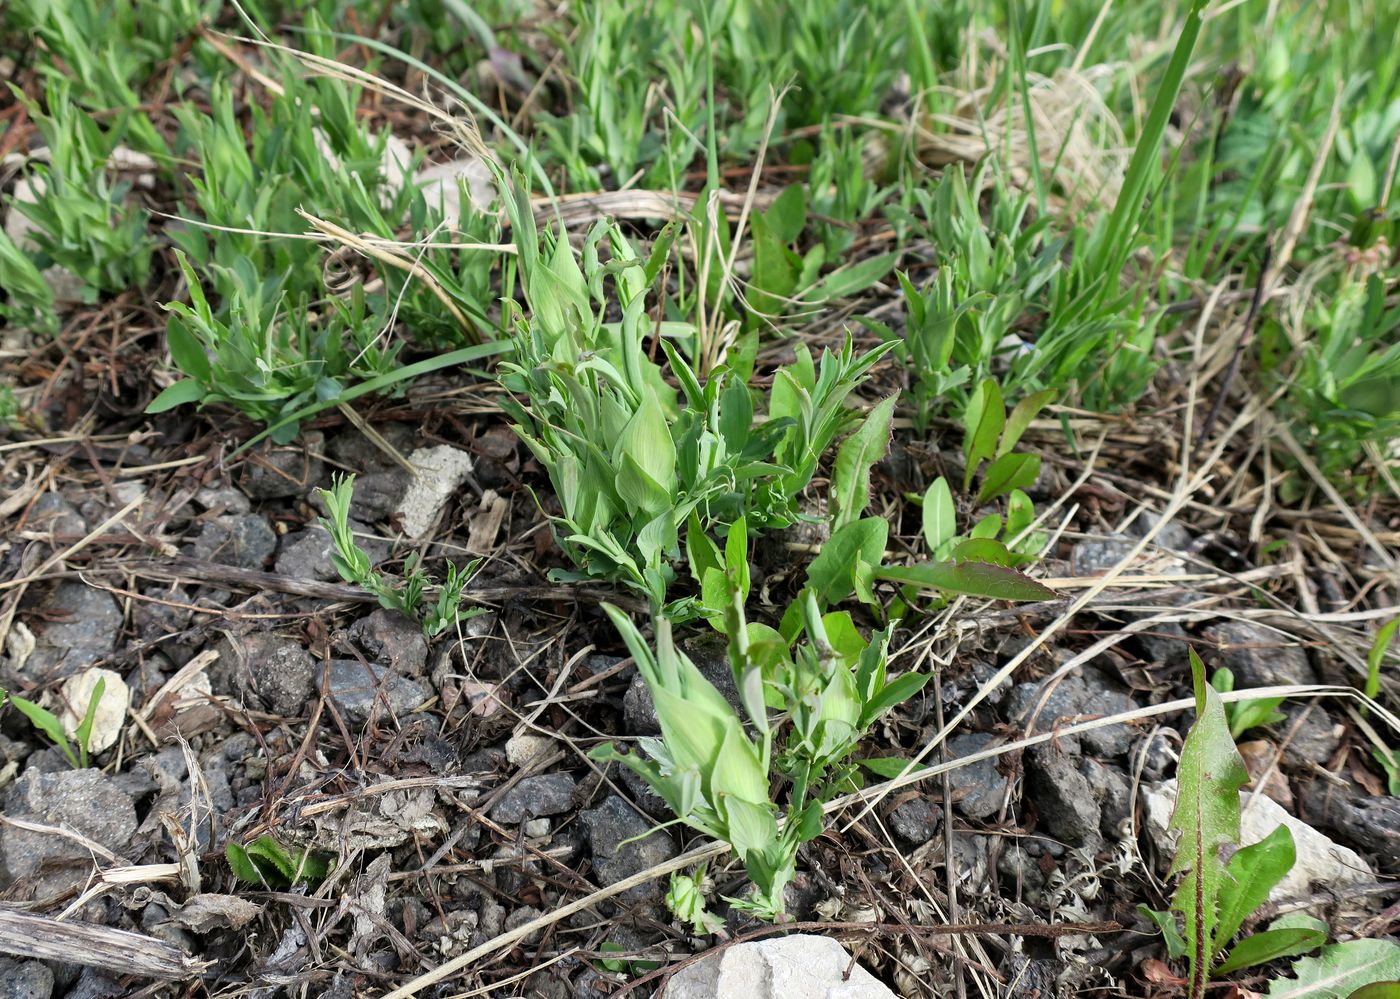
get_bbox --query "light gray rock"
[0,769,137,882]
[1200,621,1317,687]
[947,733,1009,820]
[22,581,122,680]
[0,957,53,999]
[395,445,474,538]
[1026,746,1100,846]
[321,659,429,723]
[665,934,896,999]
[490,774,577,824]
[579,795,678,904]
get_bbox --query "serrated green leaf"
[807,517,888,607]
[831,394,897,530]
[1171,648,1251,997]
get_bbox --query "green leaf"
[145,379,206,414]
[225,843,265,885]
[1216,824,1295,946]
[877,560,1054,601]
[1267,940,1400,999]
[1348,984,1400,999]
[1171,647,1251,997]
[3,690,78,768]
[922,477,956,553]
[860,671,931,727]
[810,252,898,301]
[962,379,1004,491]
[1366,617,1398,702]
[830,395,897,530]
[858,757,930,779]
[1140,905,1187,960]
[1214,916,1326,976]
[767,184,807,243]
[807,518,887,607]
[998,388,1055,458]
[75,677,106,767]
[976,453,1040,505]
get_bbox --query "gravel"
[0,769,137,882]
[348,608,428,677]
[579,795,678,904]
[0,958,54,999]
[1025,746,1101,846]
[239,432,324,499]
[188,513,277,569]
[19,581,123,681]
[946,733,1010,820]
[211,632,318,716]
[1200,621,1317,687]
[490,774,577,824]
[321,660,430,723]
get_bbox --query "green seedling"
[1142,649,1326,996]
[593,570,932,921]
[226,835,331,889]
[1,679,106,769]
[594,941,662,977]
[9,77,155,302]
[1210,668,1287,740]
[494,168,897,612]
[666,865,723,935]
[317,474,484,638]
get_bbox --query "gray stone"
[0,769,137,881]
[321,659,429,723]
[210,632,317,716]
[1300,783,1400,871]
[665,934,896,999]
[1026,746,1101,846]
[888,797,939,845]
[1280,704,1342,767]
[1200,621,1316,688]
[947,733,1010,820]
[579,795,678,903]
[0,957,53,999]
[192,485,251,515]
[490,774,577,824]
[64,968,120,999]
[349,608,428,677]
[188,514,277,570]
[1070,538,1139,576]
[275,521,389,581]
[239,432,324,499]
[1006,672,1135,758]
[623,641,740,736]
[1136,620,1190,666]
[28,493,84,537]
[1080,757,1132,838]
[1123,510,1193,554]
[22,581,122,680]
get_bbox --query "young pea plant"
[316,474,483,638]
[593,538,931,922]
[494,170,895,614]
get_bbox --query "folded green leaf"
[877,560,1054,601]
